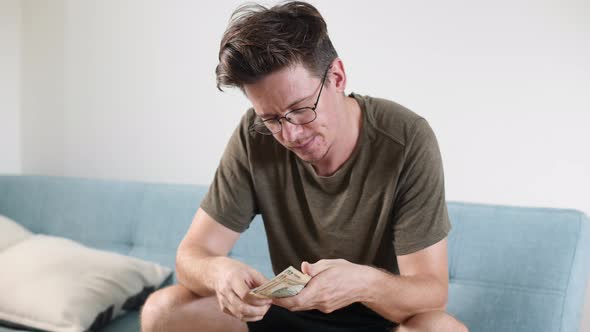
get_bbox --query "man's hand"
[213,257,273,322]
[272,259,369,313]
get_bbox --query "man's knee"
[396,310,468,332]
[140,286,183,332]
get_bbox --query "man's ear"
[328,58,347,93]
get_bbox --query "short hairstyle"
[215,1,338,91]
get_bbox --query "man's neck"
[311,96,362,177]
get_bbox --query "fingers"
[214,262,273,322]
[233,275,272,304]
[245,292,273,306]
[222,307,267,322]
[249,268,269,287]
[276,286,315,311]
[271,295,296,309]
[219,290,271,321]
[218,274,272,322]
[234,268,272,307]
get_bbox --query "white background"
[1,0,589,329]
[0,0,21,172]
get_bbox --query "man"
[141,1,468,331]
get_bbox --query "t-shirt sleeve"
[391,118,451,255]
[200,113,259,233]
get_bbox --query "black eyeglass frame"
[250,65,331,135]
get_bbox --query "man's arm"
[175,207,240,296]
[175,208,272,322]
[361,238,449,323]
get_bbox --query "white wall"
[58,0,247,183]
[20,0,65,176]
[333,1,590,217]
[10,0,590,329]
[0,0,21,174]
[19,0,590,216]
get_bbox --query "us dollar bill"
[250,266,311,298]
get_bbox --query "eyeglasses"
[250,66,330,135]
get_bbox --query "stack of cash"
[250,266,311,298]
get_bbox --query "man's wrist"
[357,265,382,304]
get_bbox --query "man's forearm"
[175,246,229,297]
[359,266,448,324]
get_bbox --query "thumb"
[302,259,331,277]
[249,268,269,288]
[301,261,311,275]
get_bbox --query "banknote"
[250,266,311,298]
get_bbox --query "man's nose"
[281,120,302,143]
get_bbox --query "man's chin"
[289,138,330,164]
[294,148,329,164]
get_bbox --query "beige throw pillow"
[0,215,33,251]
[0,234,171,332]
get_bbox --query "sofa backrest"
[446,202,590,331]
[1,175,588,331]
[0,176,274,278]
[0,176,199,275]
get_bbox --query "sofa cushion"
[0,234,171,332]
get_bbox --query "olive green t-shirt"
[201,92,451,275]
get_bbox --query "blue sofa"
[0,175,588,331]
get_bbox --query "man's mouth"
[290,136,315,151]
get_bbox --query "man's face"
[244,64,336,164]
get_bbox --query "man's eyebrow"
[285,95,310,110]
[258,94,313,118]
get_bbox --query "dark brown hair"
[216,1,338,91]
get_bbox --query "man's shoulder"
[353,92,425,148]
